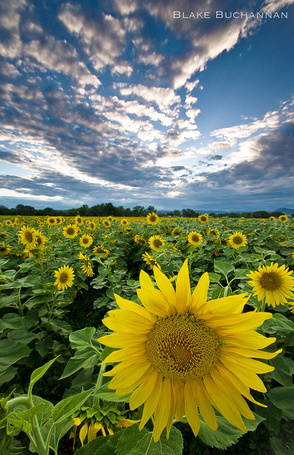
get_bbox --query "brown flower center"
[146,313,220,381]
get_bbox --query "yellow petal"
[153,266,176,309]
[203,375,247,433]
[221,352,275,374]
[137,288,169,317]
[153,378,174,442]
[139,376,162,430]
[79,422,88,446]
[184,381,200,437]
[103,310,154,333]
[114,294,156,323]
[130,369,160,410]
[107,361,151,390]
[98,333,147,348]
[221,345,282,360]
[101,347,146,364]
[175,259,191,313]
[190,272,209,313]
[221,357,267,392]
[193,380,218,430]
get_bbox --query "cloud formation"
[0,0,293,211]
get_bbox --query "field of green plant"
[0,213,293,454]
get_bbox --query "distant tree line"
[0,204,291,219]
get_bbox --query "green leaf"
[267,386,294,418]
[43,418,74,454]
[0,340,31,372]
[269,355,293,386]
[116,423,183,455]
[60,348,100,379]
[264,313,294,335]
[74,430,123,455]
[70,327,96,351]
[0,292,19,309]
[0,366,17,385]
[95,382,131,403]
[52,389,93,424]
[1,313,25,330]
[28,357,58,400]
[208,272,221,283]
[198,413,264,450]
[214,261,234,278]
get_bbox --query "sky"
[0,0,294,213]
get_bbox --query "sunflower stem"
[257,298,266,312]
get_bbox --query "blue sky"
[0,0,293,212]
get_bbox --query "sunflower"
[188,231,203,247]
[198,213,209,224]
[279,214,288,222]
[19,226,37,249]
[93,245,110,259]
[171,226,182,237]
[79,234,93,248]
[98,260,280,442]
[103,220,111,228]
[142,252,161,270]
[0,244,11,255]
[63,224,78,239]
[86,221,96,230]
[146,212,159,225]
[53,265,75,291]
[247,262,294,307]
[78,252,94,277]
[228,232,247,249]
[149,235,165,252]
[47,216,56,226]
[75,215,83,225]
[34,230,47,250]
[120,219,129,226]
[134,234,147,246]
[269,216,275,221]
[5,219,12,227]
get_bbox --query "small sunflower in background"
[79,234,93,248]
[78,252,94,277]
[279,214,288,222]
[142,252,161,270]
[63,224,78,239]
[148,235,165,252]
[92,245,110,259]
[228,232,247,249]
[134,234,147,246]
[247,262,294,307]
[34,230,47,250]
[53,265,75,291]
[47,216,57,226]
[0,243,11,255]
[187,231,203,247]
[146,212,159,225]
[198,213,209,224]
[19,225,37,250]
[103,219,111,228]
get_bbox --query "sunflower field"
[0,213,294,455]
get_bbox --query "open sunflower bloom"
[98,260,281,442]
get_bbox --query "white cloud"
[120,84,181,109]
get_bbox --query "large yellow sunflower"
[247,262,294,307]
[228,232,247,249]
[146,212,159,225]
[98,260,281,442]
[278,214,288,222]
[187,231,203,246]
[149,235,165,252]
[19,226,37,249]
[53,265,75,290]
